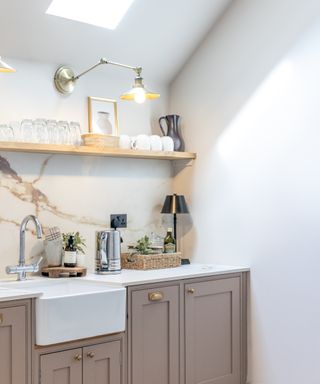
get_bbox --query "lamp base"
[54,66,76,95]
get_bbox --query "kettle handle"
[159,116,168,136]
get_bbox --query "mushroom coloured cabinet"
[39,340,121,384]
[185,277,242,384]
[0,300,32,384]
[127,272,248,384]
[129,285,180,384]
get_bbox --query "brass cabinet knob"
[0,313,3,325]
[187,288,195,294]
[148,291,164,301]
[74,354,82,361]
[87,352,95,358]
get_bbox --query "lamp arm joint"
[102,59,142,75]
[73,59,142,81]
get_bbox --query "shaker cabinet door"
[83,341,121,384]
[0,305,28,384]
[185,277,241,384]
[40,348,82,384]
[130,285,180,384]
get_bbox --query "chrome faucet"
[6,215,43,281]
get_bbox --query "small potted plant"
[62,232,87,267]
[134,235,153,255]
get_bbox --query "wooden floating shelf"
[0,142,196,161]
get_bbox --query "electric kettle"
[95,229,121,274]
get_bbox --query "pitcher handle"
[159,116,167,136]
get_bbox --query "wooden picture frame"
[88,96,119,136]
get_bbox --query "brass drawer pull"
[0,313,3,325]
[87,352,95,358]
[74,354,82,361]
[187,288,195,294]
[148,291,164,301]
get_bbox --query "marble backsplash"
[0,152,172,278]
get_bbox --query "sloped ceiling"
[0,0,231,84]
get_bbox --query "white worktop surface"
[0,264,249,301]
[82,263,250,287]
[0,287,42,302]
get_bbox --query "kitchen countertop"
[0,286,42,302]
[82,263,250,287]
[0,264,249,301]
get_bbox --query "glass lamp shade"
[0,57,15,73]
[120,76,160,103]
[161,194,189,214]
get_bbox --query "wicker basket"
[121,252,181,270]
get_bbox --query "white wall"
[170,1,320,383]
[0,57,172,277]
[0,57,167,135]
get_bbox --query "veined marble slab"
[0,152,172,279]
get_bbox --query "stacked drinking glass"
[0,120,82,145]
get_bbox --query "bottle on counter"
[64,235,77,267]
[164,228,175,253]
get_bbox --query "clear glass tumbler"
[21,119,34,143]
[9,121,21,142]
[0,124,14,142]
[47,120,58,144]
[70,122,82,146]
[34,118,49,144]
[57,121,69,145]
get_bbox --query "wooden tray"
[41,266,87,278]
[81,134,119,148]
[121,252,181,270]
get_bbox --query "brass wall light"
[0,57,16,73]
[54,58,160,103]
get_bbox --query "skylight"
[46,0,135,30]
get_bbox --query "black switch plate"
[110,214,127,228]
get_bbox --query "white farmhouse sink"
[0,279,126,345]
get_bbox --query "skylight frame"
[46,0,135,30]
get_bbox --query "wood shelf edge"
[0,142,196,160]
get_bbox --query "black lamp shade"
[161,194,189,214]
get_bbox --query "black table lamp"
[161,194,189,245]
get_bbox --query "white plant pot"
[44,239,62,267]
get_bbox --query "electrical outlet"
[110,214,127,228]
